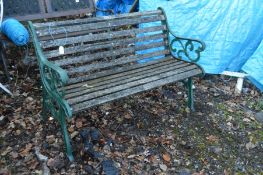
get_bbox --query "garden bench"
[28,8,205,161]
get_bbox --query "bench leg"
[58,110,74,162]
[187,78,195,111]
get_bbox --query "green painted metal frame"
[158,7,205,111]
[158,7,206,63]
[28,8,205,161]
[187,78,194,111]
[28,21,74,161]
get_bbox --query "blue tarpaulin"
[96,0,136,16]
[242,41,263,92]
[140,0,263,90]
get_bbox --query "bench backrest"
[3,0,95,21]
[30,9,171,84]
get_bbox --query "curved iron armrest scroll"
[157,7,206,63]
[169,31,206,62]
[28,21,72,118]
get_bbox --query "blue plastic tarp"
[242,41,263,92]
[140,0,263,74]
[96,0,136,16]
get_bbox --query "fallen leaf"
[127,154,136,159]
[1,146,12,156]
[0,169,10,175]
[206,135,219,142]
[76,119,83,129]
[68,126,74,133]
[192,169,205,175]
[29,160,39,170]
[243,118,251,122]
[47,156,65,169]
[207,102,214,106]
[162,152,171,162]
[159,164,167,171]
[124,113,132,119]
[19,143,33,157]
[46,135,56,144]
[224,169,230,175]
[8,122,15,129]
[70,131,79,139]
[10,151,19,159]
[246,142,256,150]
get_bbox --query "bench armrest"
[28,21,72,118]
[157,7,206,63]
[169,32,206,63]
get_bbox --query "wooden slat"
[65,57,175,90]
[37,15,165,37]
[72,69,201,113]
[65,60,187,99]
[54,41,166,67]
[40,25,166,48]
[67,49,170,75]
[38,27,110,41]
[67,56,175,84]
[68,65,198,105]
[45,33,166,59]
[65,58,180,92]
[33,10,162,28]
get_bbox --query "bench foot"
[59,110,74,162]
[187,78,195,112]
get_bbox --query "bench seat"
[64,56,202,113]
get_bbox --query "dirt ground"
[0,61,262,175]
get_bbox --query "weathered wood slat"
[38,27,111,41]
[33,10,162,28]
[68,65,198,105]
[45,33,166,59]
[72,69,201,113]
[54,41,167,67]
[65,57,176,90]
[67,56,175,85]
[40,25,166,49]
[67,49,170,75]
[65,58,181,92]
[65,61,187,99]
[37,15,165,37]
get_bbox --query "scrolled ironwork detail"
[170,36,205,62]
[157,7,206,63]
